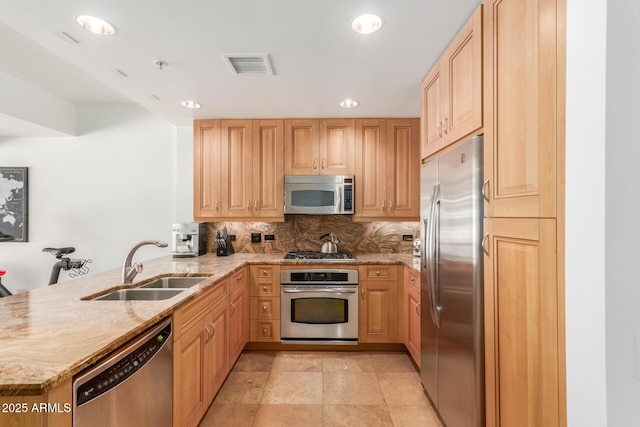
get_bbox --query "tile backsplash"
[207,215,419,254]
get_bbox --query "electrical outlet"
[229,234,236,241]
[251,233,261,243]
[402,234,414,241]
[265,234,275,241]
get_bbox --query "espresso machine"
[171,223,207,257]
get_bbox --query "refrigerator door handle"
[432,184,442,327]
[426,183,441,328]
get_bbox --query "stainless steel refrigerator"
[420,135,484,427]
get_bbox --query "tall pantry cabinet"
[482,0,566,427]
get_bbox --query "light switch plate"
[251,233,261,243]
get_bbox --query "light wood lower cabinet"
[249,265,281,342]
[358,265,399,343]
[404,267,421,367]
[484,218,559,427]
[0,379,72,427]
[228,268,249,364]
[173,279,229,427]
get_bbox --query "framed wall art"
[0,167,28,242]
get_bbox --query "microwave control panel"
[343,184,353,213]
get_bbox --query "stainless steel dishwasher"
[73,318,172,427]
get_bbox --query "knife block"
[216,238,234,256]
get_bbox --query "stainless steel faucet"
[122,240,168,284]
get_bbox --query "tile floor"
[199,351,443,427]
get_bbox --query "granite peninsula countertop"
[0,252,419,396]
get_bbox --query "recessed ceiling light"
[76,15,116,35]
[351,14,382,34]
[181,100,202,109]
[340,99,359,108]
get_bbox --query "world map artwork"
[0,167,28,242]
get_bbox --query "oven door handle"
[282,288,357,294]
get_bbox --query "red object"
[0,270,5,276]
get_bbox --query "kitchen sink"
[138,276,208,289]
[93,289,185,301]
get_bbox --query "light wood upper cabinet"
[285,119,355,175]
[252,120,284,218]
[484,0,557,218]
[355,119,419,221]
[194,119,283,221]
[223,120,253,217]
[484,218,559,427]
[193,120,223,219]
[421,6,483,160]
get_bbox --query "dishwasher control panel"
[75,323,171,406]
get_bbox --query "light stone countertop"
[0,252,419,396]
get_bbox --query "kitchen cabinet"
[0,379,71,427]
[484,218,559,427]
[284,119,355,175]
[483,0,558,218]
[193,119,283,222]
[404,267,421,367]
[173,280,228,427]
[228,268,249,366]
[249,265,281,342]
[358,265,398,343]
[420,6,483,160]
[483,0,565,426]
[354,119,420,220]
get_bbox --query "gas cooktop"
[282,251,355,261]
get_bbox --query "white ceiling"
[0,0,481,136]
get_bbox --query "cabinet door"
[484,218,559,427]
[319,119,355,175]
[252,120,284,219]
[354,119,387,218]
[228,280,249,364]
[444,5,483,144]
[484,0,557,217]
[421,64,445,159]
[204,298,228,403]
[386,119,420,219]
[193,120,222,219]
[358,266,398,343]
[284,119,320,175]
[173,318,207,427]
[404,269,421,367]
[222,120,253,217]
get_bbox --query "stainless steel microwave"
[284,175,354,214]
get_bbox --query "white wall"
[0,104,177,291]
[605,0,640,425]
[565,0,608,425]
[175,125,194,223]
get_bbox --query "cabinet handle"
[410,276,416,282]
[313,159,318,169]
[437,122,442,138]
[443,118,448,135]
[389,200,393,210]
[482,179,490,202]
[230,302,236,315]
[482,233,490,255]
[321,159,326,169]
[254,200,258,211]
[262,327,268,334]
[262,270,268,276]
[209,322,215,336]
[236,275,242,282]
[247,200,250,209]
[361,288,365,298]
[416,302,421,316]
[215,200,219,211]
[382,200,385,210]
[262,305,268,311]
[262,286,268,291]
[376,270,381,276]
[204,326,211,343]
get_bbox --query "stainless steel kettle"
[319,233,340,253]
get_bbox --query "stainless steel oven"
[281,269,358,344]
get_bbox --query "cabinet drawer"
[405,268,420,293]
[230,267,247,291]
[250,297,280,320]
[251,282,279,296]
[252,266,274,280]
[361,265,397,280]
[250,319,281,342]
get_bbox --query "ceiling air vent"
[222,54,274,75]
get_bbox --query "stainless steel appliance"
[282,251,355,261]
[280,269,358,344]
[171,222,206,257]
[73,319,172,427]
[420,135,484,427]
[284,175,354,214]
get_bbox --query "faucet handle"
[134,263,144,273]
